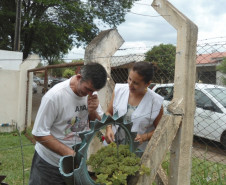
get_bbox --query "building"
[196,52,226,85]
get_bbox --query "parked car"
[50,77,67,88]
[152,83,226,147]
[39,77,54,87]
[33,76,41,85]
[32,82,37,94]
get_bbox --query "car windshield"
[205,88,226,108]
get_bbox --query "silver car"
[152,83,226,148]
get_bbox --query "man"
[29,62,107,185]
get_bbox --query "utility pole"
[14,0,22,51]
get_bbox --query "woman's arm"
[135,105,164,143]
[153,105,164,128]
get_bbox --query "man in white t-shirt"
[29,63,107,185]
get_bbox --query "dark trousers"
[29,151,66,185]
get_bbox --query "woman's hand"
[105,125,115,143]
[134,133,149,144]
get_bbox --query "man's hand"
[87,94,99,113]
[88,94,102,121]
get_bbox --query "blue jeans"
[29,151,66,185]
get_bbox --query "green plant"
[86,142,150,185]
[63,68,75,78]
[161,152,226,185]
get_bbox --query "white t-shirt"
[32,77,103,166]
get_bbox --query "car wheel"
[220,131,226,149]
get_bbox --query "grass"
[191,157,226,185]
[0,129,35,185]
[161,153,226,185]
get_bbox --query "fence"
[0,41,226,185]
[111,42,226,184]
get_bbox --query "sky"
[64,0,226,60]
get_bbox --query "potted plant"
[86,142,150,185]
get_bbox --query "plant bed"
[86,142,150,185]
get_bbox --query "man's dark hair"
[80,62,107,90]
[132,61,156,83]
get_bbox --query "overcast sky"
[64,0,226,60]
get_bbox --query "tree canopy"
[0,0,137,64]
[145,44,176,83]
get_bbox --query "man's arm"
[33,135,75,156]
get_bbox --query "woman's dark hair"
[80,62,107,90]
[132,61,156,83]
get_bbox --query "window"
[155,87,173,101]
[195,90,222,113]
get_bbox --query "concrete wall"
[0,70,20,131]
[0,51,40,132]
[0,50,23,70]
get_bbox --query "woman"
[105,62,164,151]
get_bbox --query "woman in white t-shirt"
[105,62,164,151]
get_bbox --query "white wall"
[0,70,20,131]
[0,51,40,132]
[0,50,23,70]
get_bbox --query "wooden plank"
[155,165,168,185]
[128,115,182,185]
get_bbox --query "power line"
[128,11,169,18]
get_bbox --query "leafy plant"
[63,68,75,78]
[86,142,150,185]
[145,44,176,83]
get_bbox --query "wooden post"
[152,0,198,185]
[84,29,124,161]
[84,29,124,111]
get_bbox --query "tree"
[216,57,226,85]
[63,68,75,79]
[145,44,176,83]
[51,60,66,77]
[0,0,137,64]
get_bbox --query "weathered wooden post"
[152,0,198,184]
[84,29,124,159]
[84,29,124,111]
